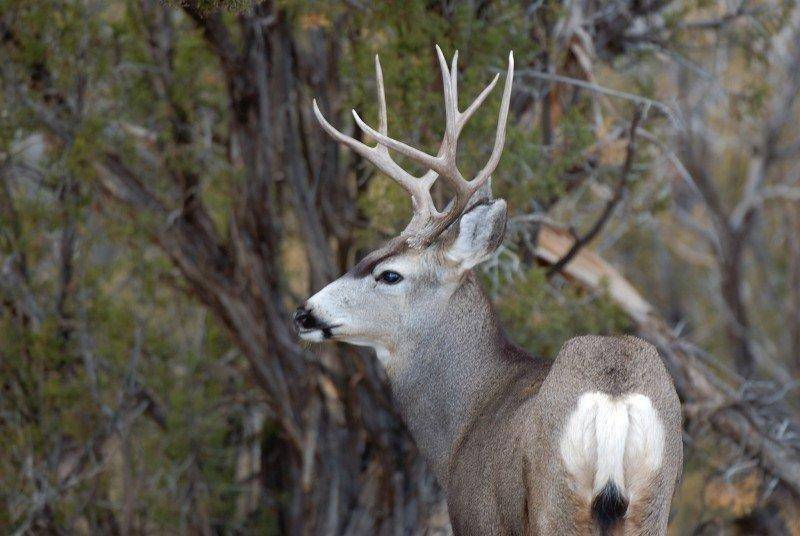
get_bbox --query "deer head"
[294,46,513,363]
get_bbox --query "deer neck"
[382,273,518,478]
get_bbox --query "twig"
[508,213,572,233]
[676,2,757,31]
[516,69,680,127]
[547,108,643,278]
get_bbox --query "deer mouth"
[293,306,343,341]
[298,323,342,342]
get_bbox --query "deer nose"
[293,306,318,330]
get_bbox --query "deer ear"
[444,199,507,270]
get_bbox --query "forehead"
[349,238,410,278]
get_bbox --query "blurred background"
[2,0,800,533]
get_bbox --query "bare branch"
[547,107,643,277]
[517,69,680,127]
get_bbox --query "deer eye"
[377,270,403,285]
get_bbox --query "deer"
[294,46,682,535]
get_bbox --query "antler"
[312,46,514,248]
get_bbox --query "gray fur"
[300,206,682,535]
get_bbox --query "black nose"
[293,306,318,330]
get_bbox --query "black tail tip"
[591,481,628,532]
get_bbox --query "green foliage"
[165,0,250,13]
[0,165,263,530]
[492,268,633,358]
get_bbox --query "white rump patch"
[559,392,664,503]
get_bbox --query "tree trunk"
[151,3,446,533]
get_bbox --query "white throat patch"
[339,337,392,365]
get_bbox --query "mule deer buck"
[295,47,682,535]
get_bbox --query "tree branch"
[547,107,642,277]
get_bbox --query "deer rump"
[527,337,679,535]
[560,392,665,531]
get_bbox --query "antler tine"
[312,99,373,159]
[312,100,429,206]
[405,48,463,203]
[435,45,458,150]
[351,110,443,173]
[375,55,388,136]
[450,50,459,105]
[366,49,453,210]
[458,73,500,135]
[347,48,455,178]
[470,51,514,192]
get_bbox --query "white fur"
[341,338,392,365]
[373,345,392,364]
[298,329,325,342]
[559,391,664,502]
[623,394,665,497]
